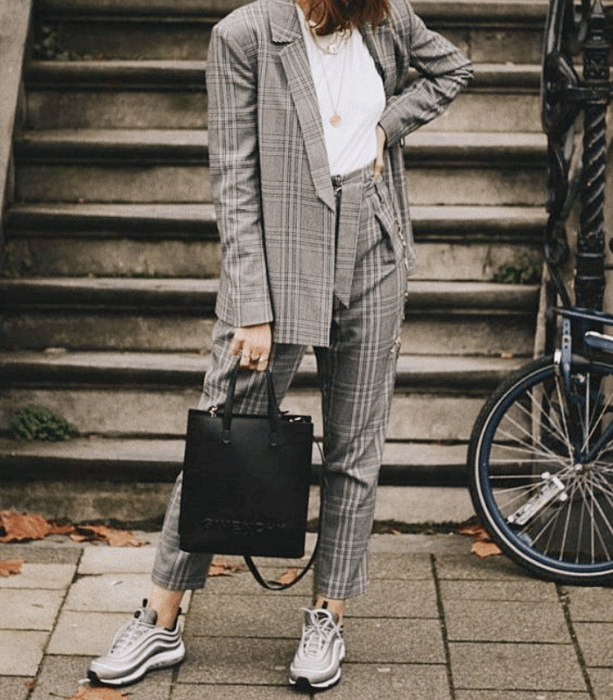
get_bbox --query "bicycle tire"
[468,355,613,585]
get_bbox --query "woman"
[88,0,472,690]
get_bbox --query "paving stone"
[62,573,154,612]
[348,579,439,619]
[172,685,299,699]
[323,663,451,700]
[444,600,570,643]
[0,631,48,676]
[449,642,586,691]
[346,618,446,664]
[78,545,157,575]
[176,637,295,685]
[589,667,613,700]
[30,654,174,700]
[574,623,613,666]
[369,533,467,556]
[439,579,558,603]
[0,589,65,630]
[368,552,434,580]
[0,677,31,700]
[47,611,135,655]
[563,587,613,622]
[455,692,589,699]
[435,554,529,581]
[0,563,76,590]
[0,543,82,565]
[185,594,310,638]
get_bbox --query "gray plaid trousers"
[152,165,407,599]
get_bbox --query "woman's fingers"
[231,323,273,371]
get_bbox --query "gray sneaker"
[289,608,345,689]
[88,602,185,686]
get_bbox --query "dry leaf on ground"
[208,559,244,577]
[63,685,129,700]
[457,522,492,542]
[277,567,298,585]
[471,540,503,559]
[457,519,502,559]
[74,525,144,547]
[0,558,25,577]
[0,511,53,542]
[0,510,144,547]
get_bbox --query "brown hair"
[303,0,390,35]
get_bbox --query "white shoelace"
[299,608,340,658]
[110,616,152,655]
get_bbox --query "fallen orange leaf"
[0,511,53,542]
[0,511,144,547]
[64,685,129,699]
[457,522,490,541]
[76,525,144,547]
[24,680,36,691]
[208,558,243,577]
[277,567,298,585]
[0,558,25,577]
[471,540,503,559]
[458,519,502,559]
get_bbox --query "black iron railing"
[542,0,613,311]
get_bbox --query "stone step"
[0,350,527,388]
[15,162,545,206]
[4,202,544,280]
[15,129,547,164]
[6,201,545,241]
[0,277,538,312]
[24,62,541,132]
[0,279,538,354]
[34,0,549,63]
[0,436,470,486]
[0,352,525,441]
[14,129,546,206]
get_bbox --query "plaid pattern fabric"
[153,166,406,597]
[207,0,473,348]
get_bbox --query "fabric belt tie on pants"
[332,162,376,307]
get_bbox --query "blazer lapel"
[270,0,336,210]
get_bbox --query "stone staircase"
[0,0,549,524]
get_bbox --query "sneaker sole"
[289,665,342,690]
[88,645,186,687]
[288,646,345,689]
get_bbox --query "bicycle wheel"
[468,355,613,584]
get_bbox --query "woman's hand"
[230,323,273,372]
[373,125,387,180]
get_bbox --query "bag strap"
[224,361,322,591]
[243,438,325,591]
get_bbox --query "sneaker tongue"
[137,606,158,625]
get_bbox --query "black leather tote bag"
[179,364,313,560]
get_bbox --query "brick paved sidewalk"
[1,532,612,699]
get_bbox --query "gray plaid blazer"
[206,0,473,347]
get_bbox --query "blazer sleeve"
[207,24,274,328]
[379,1,474,148]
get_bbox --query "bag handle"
[222,363,280,446]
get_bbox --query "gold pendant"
[330,113,341,127]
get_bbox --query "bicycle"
[467,304,613,584]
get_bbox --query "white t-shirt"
[297,7,386,176]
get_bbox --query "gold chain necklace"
[310,28,350,127]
